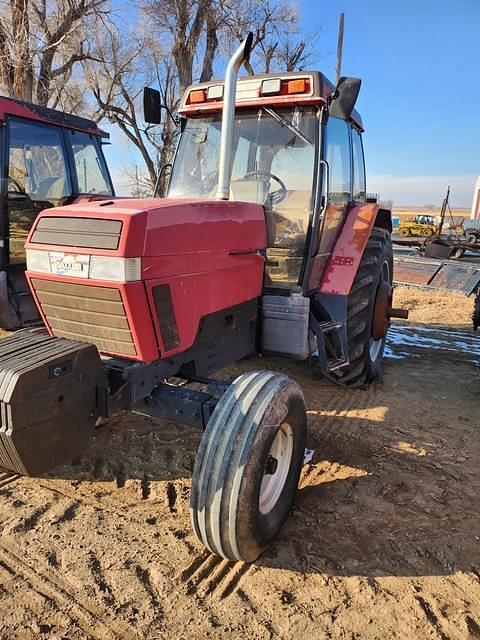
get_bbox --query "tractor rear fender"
[318,202,389,296]
[308,203,391,377]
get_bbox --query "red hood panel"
[26,198,267,258]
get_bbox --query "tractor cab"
[0,97,114,328]
[167,72,367,292]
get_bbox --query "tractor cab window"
[68,130,113,195]
[168,107,317,289]
[351,127,366,202]
[6,119,70,263]
[326,117,351,204]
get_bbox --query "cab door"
[306,116,352,290]
[5,118,72,266]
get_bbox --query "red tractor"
[0,35,403,561]
[0,96,114,329]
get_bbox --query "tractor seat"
[230,178,269,205]
[35,176,67,202]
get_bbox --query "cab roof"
[179,70,363,131]
[0,96,109,138]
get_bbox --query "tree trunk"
[10,0,34,101]
[200,18,218,83]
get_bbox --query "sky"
[104,0,480,208]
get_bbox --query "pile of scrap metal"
[393,187,480,331]
[393,255,480,331]
[393,187,480,260]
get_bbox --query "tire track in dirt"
[179,552,282,636]
[135,564,164,614]
[9,495,60,534]
[38,481,131,516]
[414,593,450,640]
[0,538,137,640]
[0,472,20,490]
[179,552,252,600]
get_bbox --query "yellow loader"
[398,215,437,237]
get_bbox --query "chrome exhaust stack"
[216,32,253,201]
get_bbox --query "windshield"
[169,107,316,201]
[168,107,317,287]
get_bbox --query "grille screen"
[31,279,136,356]
[153,285,180,351]
[31,217,122,250]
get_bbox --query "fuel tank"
[24,198,267,362]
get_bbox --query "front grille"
[31,279,136,356]
[31,217,122,250]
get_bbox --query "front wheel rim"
[259,423,294,515]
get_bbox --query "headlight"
[26,249,51,273]
[89,256,141,282]
[26,249,141,282]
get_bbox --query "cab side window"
[351,127,366,201]
[325,117,351,203]
[68,130,113,195]
[7,119,71,263]
[8,120,70,201]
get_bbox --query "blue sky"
[105,0,480,207]
[301,0,480,207]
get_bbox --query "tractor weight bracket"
[144,381,229,430]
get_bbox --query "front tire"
[422,228,434,237]
[190,371,307,562]
[333,227,393,387]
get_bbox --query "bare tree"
[0,0,109,107]
[89,0,317,193]
[141,0,223,95]
[224,0,317,75]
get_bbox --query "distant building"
[471,175,480,220]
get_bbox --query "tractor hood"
[24,197,267,363]
[25,197,267,263]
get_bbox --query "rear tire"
[333,227,393,387]
[473,291,480,331]
[190,371,307,562]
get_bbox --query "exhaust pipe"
[216,32,253,201]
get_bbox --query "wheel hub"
[265,455,278,475]
[259,423,294,515]
[372,280,392,340]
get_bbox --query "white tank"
[471,175,480,220]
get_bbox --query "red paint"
[319,203,379,296]
[0,96,106,136]
[26,198,267,362]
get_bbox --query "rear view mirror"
[143,87,162,124]
[329,77,361,120]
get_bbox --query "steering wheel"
[242,170,287,205]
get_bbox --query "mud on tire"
[333,226,393,387]
[190,370,307,562]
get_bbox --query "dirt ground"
[0,287,479,640]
